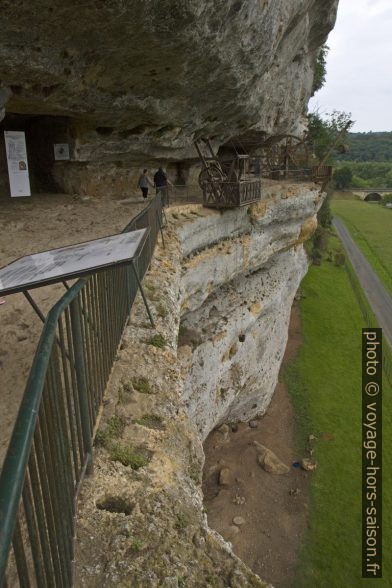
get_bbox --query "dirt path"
[203,302,310,588]
[0,193,146,467]
[333,217,392,348]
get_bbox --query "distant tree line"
[339,132,392,162]
[333,161,392,189]
[306,115,392,189]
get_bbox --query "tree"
[312,45,329,96]
[334,166,353,189]
[334,252,346,267]
[382,194,392,206]
[318,192,333,227]
[313,226,328,250]
[351,175,369,189]
[307,110,354,162]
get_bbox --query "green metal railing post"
[156,211,165,249]
[130,261,155,328]
[69,299,93,476]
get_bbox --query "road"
[333,217,392,349]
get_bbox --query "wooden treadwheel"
[198,164,226,203]
[266,135,309,172]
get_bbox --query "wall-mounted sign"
[4,131,31,197]
[54,143,70,161]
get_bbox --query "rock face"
[1,0,338,174]
[74,180,323,586]
[178,182,319,439]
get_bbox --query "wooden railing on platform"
[202,179,261,209]
[262,166,333,184]
[312,165,333,183]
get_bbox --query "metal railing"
[165,184,203,206]
[0,194,164,587]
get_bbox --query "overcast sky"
[309,0,392,133]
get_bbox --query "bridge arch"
[364,192,382,202]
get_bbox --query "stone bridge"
[343,189,391,201]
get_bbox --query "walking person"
[137,169,154,199]
[153,166,172,207]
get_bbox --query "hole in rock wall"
[95,126,114,136]
[96,495,134,516]
[0,112,71,199]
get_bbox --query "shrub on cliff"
[312,44,329,96]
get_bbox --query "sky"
[309,0,392,133]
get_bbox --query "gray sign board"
[0,229,147,296]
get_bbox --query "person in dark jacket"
[154,167,171,206]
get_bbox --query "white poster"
[54,143,70,161]
[4,131,31,197]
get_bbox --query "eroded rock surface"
[75,181,323,586]
[1,0,338,161]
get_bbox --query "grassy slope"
[287,239,392,587]
[331,199,392,295]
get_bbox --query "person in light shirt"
[137,169,154,199]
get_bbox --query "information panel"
[54,143,70,161]
[4,130,31,197]
[0,229,147,296]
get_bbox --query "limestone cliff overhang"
[1,1,338,159]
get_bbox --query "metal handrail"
[0,279,87,580]
[0,194,163,587]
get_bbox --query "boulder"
[219,467,233,486]
[301,458,317,471]
[254,442,289,475]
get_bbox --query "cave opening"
[0,112,71,199]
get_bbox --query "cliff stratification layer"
[75,181,322,587]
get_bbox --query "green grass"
[331,199,392,295]
[110,443,148,469]
[287,238,392,587]
[130,538,143,552]
[131,376,153,394]
[95,414,126,447]
[134,414,165,430]
[156,302,167,318]
[174,513,189,531]
[95,411,150,470]
[147,333,166,348]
